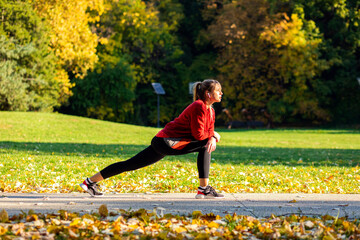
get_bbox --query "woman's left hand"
[205,137,217,153]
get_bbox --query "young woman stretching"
[80,79,224,199]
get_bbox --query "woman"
[80,79,224,199]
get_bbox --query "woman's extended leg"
[80,145,165,196]
[100,146,165,179]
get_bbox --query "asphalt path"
[1,193,359,219]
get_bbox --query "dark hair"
[193,79,220,102]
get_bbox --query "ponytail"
[193,82,202,102]
[192,79,220,102]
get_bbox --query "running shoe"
[195,185,224,199]
[80,180,103,197]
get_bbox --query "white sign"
[189,82,196,95]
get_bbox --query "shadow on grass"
[214,146,359,167]
[1,141,359,167]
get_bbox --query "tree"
[208,0,330,124]
[29,0,105,108]
[68,0,186,125]
[70,58,136,122]
[0,37,32,110]
[0,0,62,111]
[261,12,331,123]
[289,0,360,124]
[30,0,105,79]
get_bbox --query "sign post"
[151,83,165,128]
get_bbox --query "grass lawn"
[0,111,359,194]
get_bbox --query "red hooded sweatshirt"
[156,100,215,141]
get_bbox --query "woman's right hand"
[205,137,217,153]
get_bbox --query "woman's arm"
[213,131,221,142]
[190,103,214,140]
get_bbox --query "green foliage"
[290,0,360,124]
[261,13,331,123]
[68,0,186,125]
[267,0,360,124]
[207,0,333,124]
[0,37,32,110]
[71,58,136,122]
[147,0,184,32]
[95,0,179,84]
[0,0,60,111]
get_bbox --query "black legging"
[100,136,211,179]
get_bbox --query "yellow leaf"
[31,234,41,239]
[151,223,161,229]
[0,225,7,235]
[208,221,219,228]
[175,226,187,233]
[192,219,200,225]
[195,233,209,239]
[69,218,82,227]
[26,214,38,222]
[289,199,297,203]
[235,225,246,231]
[47,225,59,233]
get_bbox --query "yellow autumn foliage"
[261,14,321,50]
[30,0,105,79]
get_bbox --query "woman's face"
[210,84,223,103]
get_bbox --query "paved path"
[1,193,359,219]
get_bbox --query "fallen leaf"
[99,204,108,217]
[192,210,202,219]
[208,221,220,228]
[0,225,7,235]
[0,209,8,223]
[175,226,187,233]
